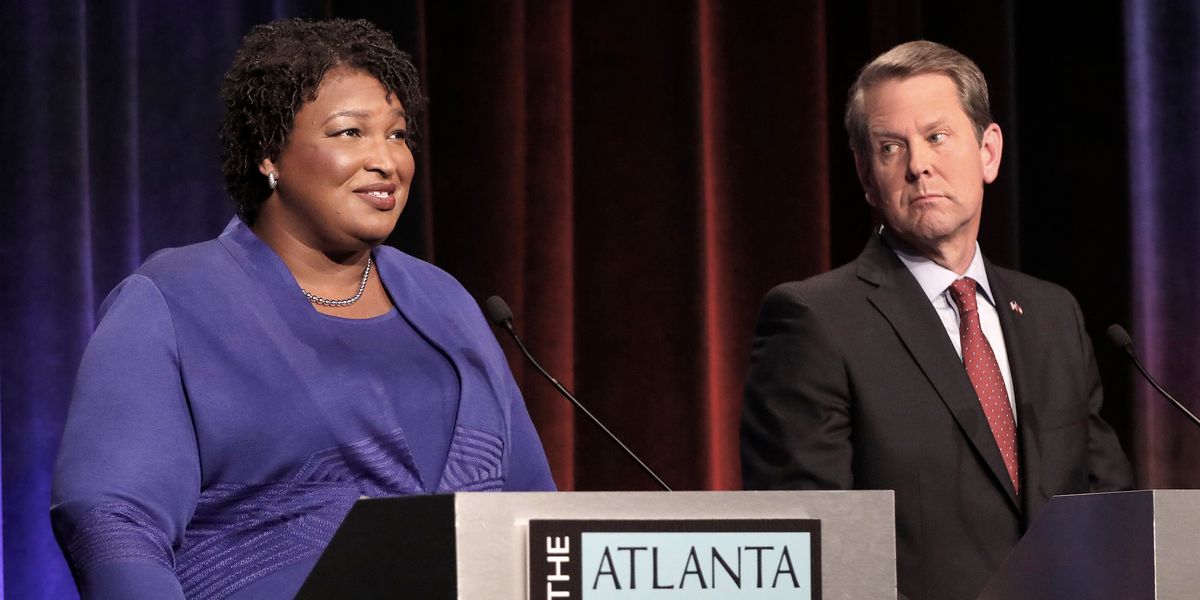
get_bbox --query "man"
[741,41,1133,600]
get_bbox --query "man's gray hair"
[845,40,993,158]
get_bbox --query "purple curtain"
[0,1,327,595]
[1127,0,1200,487]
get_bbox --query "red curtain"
[329,0,1141,490]
[415,1,832,491]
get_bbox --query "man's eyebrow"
[869,118,953,139]
[918,118,951,132]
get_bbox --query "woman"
[51,18,555,599]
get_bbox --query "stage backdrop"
[1,0,1194,597]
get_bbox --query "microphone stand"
[487,298,672,491]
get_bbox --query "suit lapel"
[858,236,1020,511]
[984,261,1040,518]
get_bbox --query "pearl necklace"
[302,257,373,307]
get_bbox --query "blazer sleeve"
[501,372,558,491]
[1070,299,1135,491]
[459,295,556,492]
[51,275,199,599]
[741,283,854,490]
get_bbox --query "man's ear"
[979,123,1003,184]
[852,149,878,207]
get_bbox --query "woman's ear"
[258,157,277,178]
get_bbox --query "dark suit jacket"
[741,234,1133,600]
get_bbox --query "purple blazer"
[52,220,556,599]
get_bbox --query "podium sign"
[529,519,821,599]
[297,491,894,599]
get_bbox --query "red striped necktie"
[948,277,1020,493]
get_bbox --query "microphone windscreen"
[1106,324,1133,349]
[483,295,513,325]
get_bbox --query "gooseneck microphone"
[1107,324,1200,430]
[483,295,672,491]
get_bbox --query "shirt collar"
[881,227,996,307]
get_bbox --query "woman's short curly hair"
[220,18,424,224]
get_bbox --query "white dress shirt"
[887,235,1018,423]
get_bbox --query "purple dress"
[51,219,556,599]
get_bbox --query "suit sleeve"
[51,275,199,599]
[741,284,854,490]
[1070,299,1135,491]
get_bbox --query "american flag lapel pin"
[1009,300,1024,315]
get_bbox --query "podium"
[295,490,896,599]
[978,490,1200,600]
